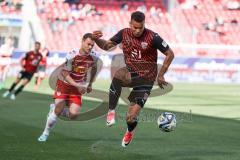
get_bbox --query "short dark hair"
[82,33,93,41]
[131,11,145,22]
[35,41,41,45]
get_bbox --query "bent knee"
[54,108,62,116]
[69,112,79,120]
[114,68,131,83]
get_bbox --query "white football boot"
[38,134,49,142]
[106,110,116,127]
[10,94,16,100]
[2,91,10,98]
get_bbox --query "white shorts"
[0,57,11,66]
[36,71,46,78]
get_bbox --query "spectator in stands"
[120,2,128,13]
[225,0,240,10]
[204,16,225,32]
[0,0,22,12]
[64,0,80,4]
[37,0,46,13]
[180,0,202,9]
[90,5,102,16]
[70,3,80,20]
[215,17,225,26]
[230,19,238,26]
[203,22,216,31]
[150,6,158,17]
[137,4,147,13]
[0,37,14,89]
[82,3,92,16]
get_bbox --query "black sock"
[109,78,122,110]
[14,85,25,95]
[9,83,17,92]
[127,121,138,132]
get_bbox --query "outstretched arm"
[95,39,117,51]
[92,30,122,51]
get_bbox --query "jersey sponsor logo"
[141,42,148,49]
[162,40,168,48]
[73,66,87,74]
[56,91,61,96]
[31,59,40,66]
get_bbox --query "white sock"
[60,108,69,118]
[109,109,115,113]
[43,111,58,135]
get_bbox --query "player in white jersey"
[0,37,14,89]
[38,33,99,142]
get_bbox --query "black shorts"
[127,68,154,108]
[18,71,34,81]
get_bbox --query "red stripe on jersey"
[69,54,94,83]
[122,28,158,81]
[23,51,42,73]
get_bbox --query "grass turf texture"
[0,77,239,160]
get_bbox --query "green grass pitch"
[0,77,240,160]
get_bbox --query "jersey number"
[131,49,142,60]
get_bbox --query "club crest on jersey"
[125,38,131,45]
[141,42,148,49]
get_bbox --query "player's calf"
[47,103,56,117]
[106,109,116,126]
[38,103,60,142]
[121,106,140,147]
[68,103,81,120]
[69,111,79,120]
[38,109,58,142]
[126,115,138,132]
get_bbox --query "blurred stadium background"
[1,0,240,83]
[0,0,240,160]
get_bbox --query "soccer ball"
[157,112,176,132]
